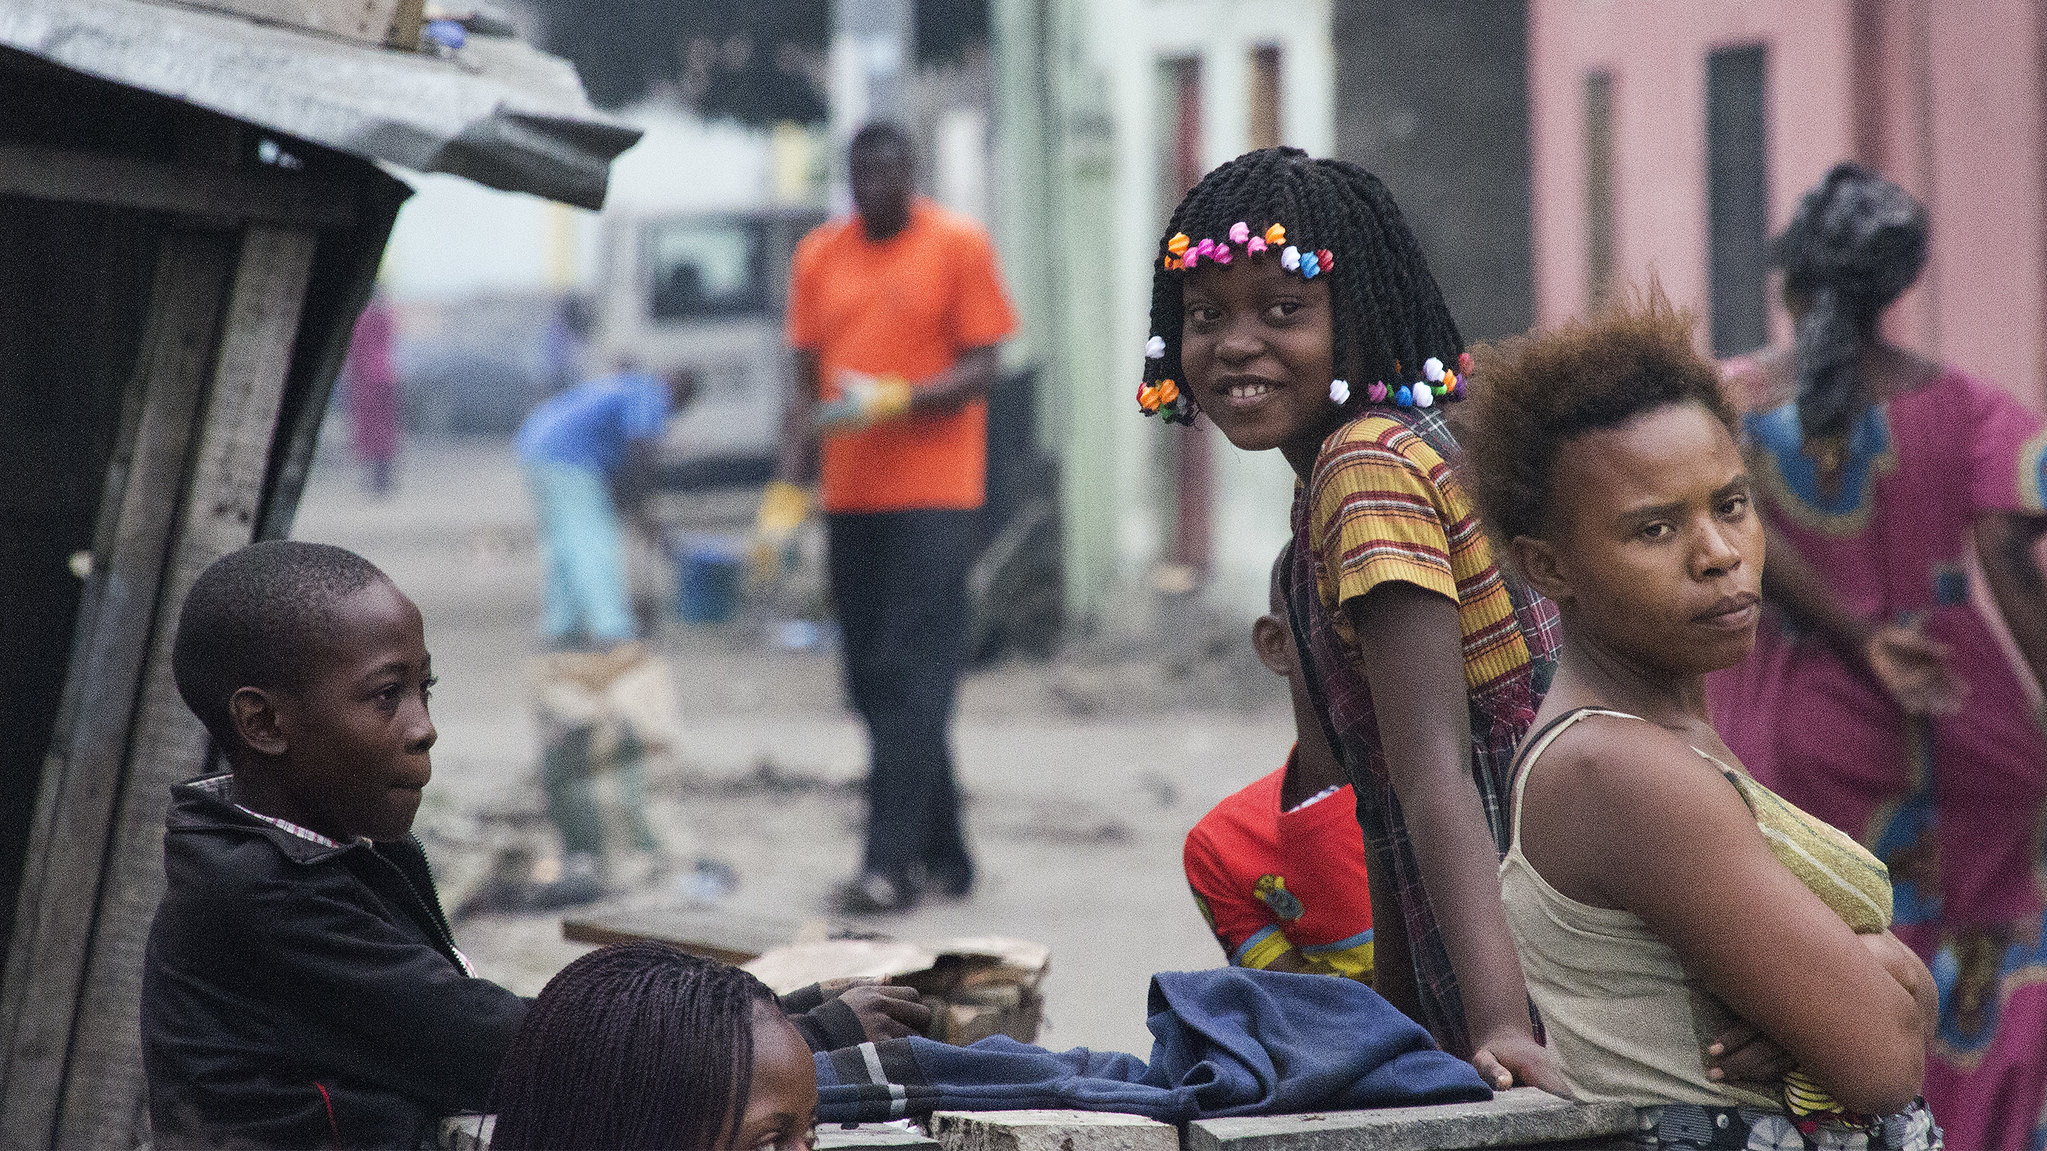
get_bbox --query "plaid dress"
[1284,408,1559,1057]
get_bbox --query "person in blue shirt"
[516,364,692,649]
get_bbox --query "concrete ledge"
[1185,1088,1636,1151]
[818,1121,942,1147]
[930,1109,1179,1151]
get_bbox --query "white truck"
[590,205,827,487]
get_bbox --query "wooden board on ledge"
[159,0,425,48]
[561,901,826,966]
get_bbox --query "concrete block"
[930,1109,1179,1151]
[1184,1088,1636,1151]
[817,1121,942,1147]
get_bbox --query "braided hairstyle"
[1774,162,1928,446]
[1141,147,1463,423]
[488,943,781,1150]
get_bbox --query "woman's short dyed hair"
[487,943,781,1150]
[1461,288,1737,544]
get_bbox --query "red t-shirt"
[785,199,1018,513]
[1182,748,1375,980]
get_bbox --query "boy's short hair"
[171,540,389,750]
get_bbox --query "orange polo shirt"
[786,199,1018,512]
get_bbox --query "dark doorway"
[1706,43,1770,357]
[1584,71,1616,310]
[0,197,166,960]
[1333,0,1533,341]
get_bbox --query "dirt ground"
[290,436,1294,1057]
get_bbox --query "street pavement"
[292,435,1294,1056]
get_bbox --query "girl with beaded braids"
[1140,147,1565,1093]
[1706,162,2047,1150]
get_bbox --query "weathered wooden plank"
[818,1124,941,1148]
[156,0,415,47]
[0,229,235,1150]
[1184,1089,1637,1151]
[561,901,809,966]
[256,167,409,540]
[53,224,321,1150]
[930,1111,1177,1151]
[0,143,356,228]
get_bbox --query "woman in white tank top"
[1456,293,1940,1149]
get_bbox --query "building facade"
[1528,0,2047,405]
[992,0,1335,626]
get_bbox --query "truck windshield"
[647,217,768,321]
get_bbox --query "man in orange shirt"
[771,122,1019,913]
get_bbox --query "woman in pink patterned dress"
[1710,163,2047,1150]
[343,295,402,495]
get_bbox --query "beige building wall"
[992,0,1335,626]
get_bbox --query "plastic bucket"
[675,535,745,623]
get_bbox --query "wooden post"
[0,143,356,227]
[58,225,320,1150]
[167,0,416,48]
[0,229,235,1149]
[387,0,425,50]
[258,171,409,540]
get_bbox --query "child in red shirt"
[1184,552,1373,981]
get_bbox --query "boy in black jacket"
[143,541,527,1149]
[143,541,932,1149]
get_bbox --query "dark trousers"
[827,508,978,886]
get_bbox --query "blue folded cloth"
[816,966,1490,1124]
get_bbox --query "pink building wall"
[1528,0,2047,405]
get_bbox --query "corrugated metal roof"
[0,0,642,208]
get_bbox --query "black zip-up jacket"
[141,775,529,1150]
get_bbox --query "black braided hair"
[1141,147,1463,425]
[488,942,781,1151]
[1773,162,1928,446]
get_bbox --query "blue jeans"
[523,460,635,645]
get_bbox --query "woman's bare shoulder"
[1518,710,1745,908]
[1527,711,1749,829]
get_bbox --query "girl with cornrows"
[487,943,819,1150]
[1707,163,2047,1151]
[1461,291,1939,1148]
[1139,146,1563,1091]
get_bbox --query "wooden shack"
[0,1,636,1144]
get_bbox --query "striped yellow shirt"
[1307,414,1532,694]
